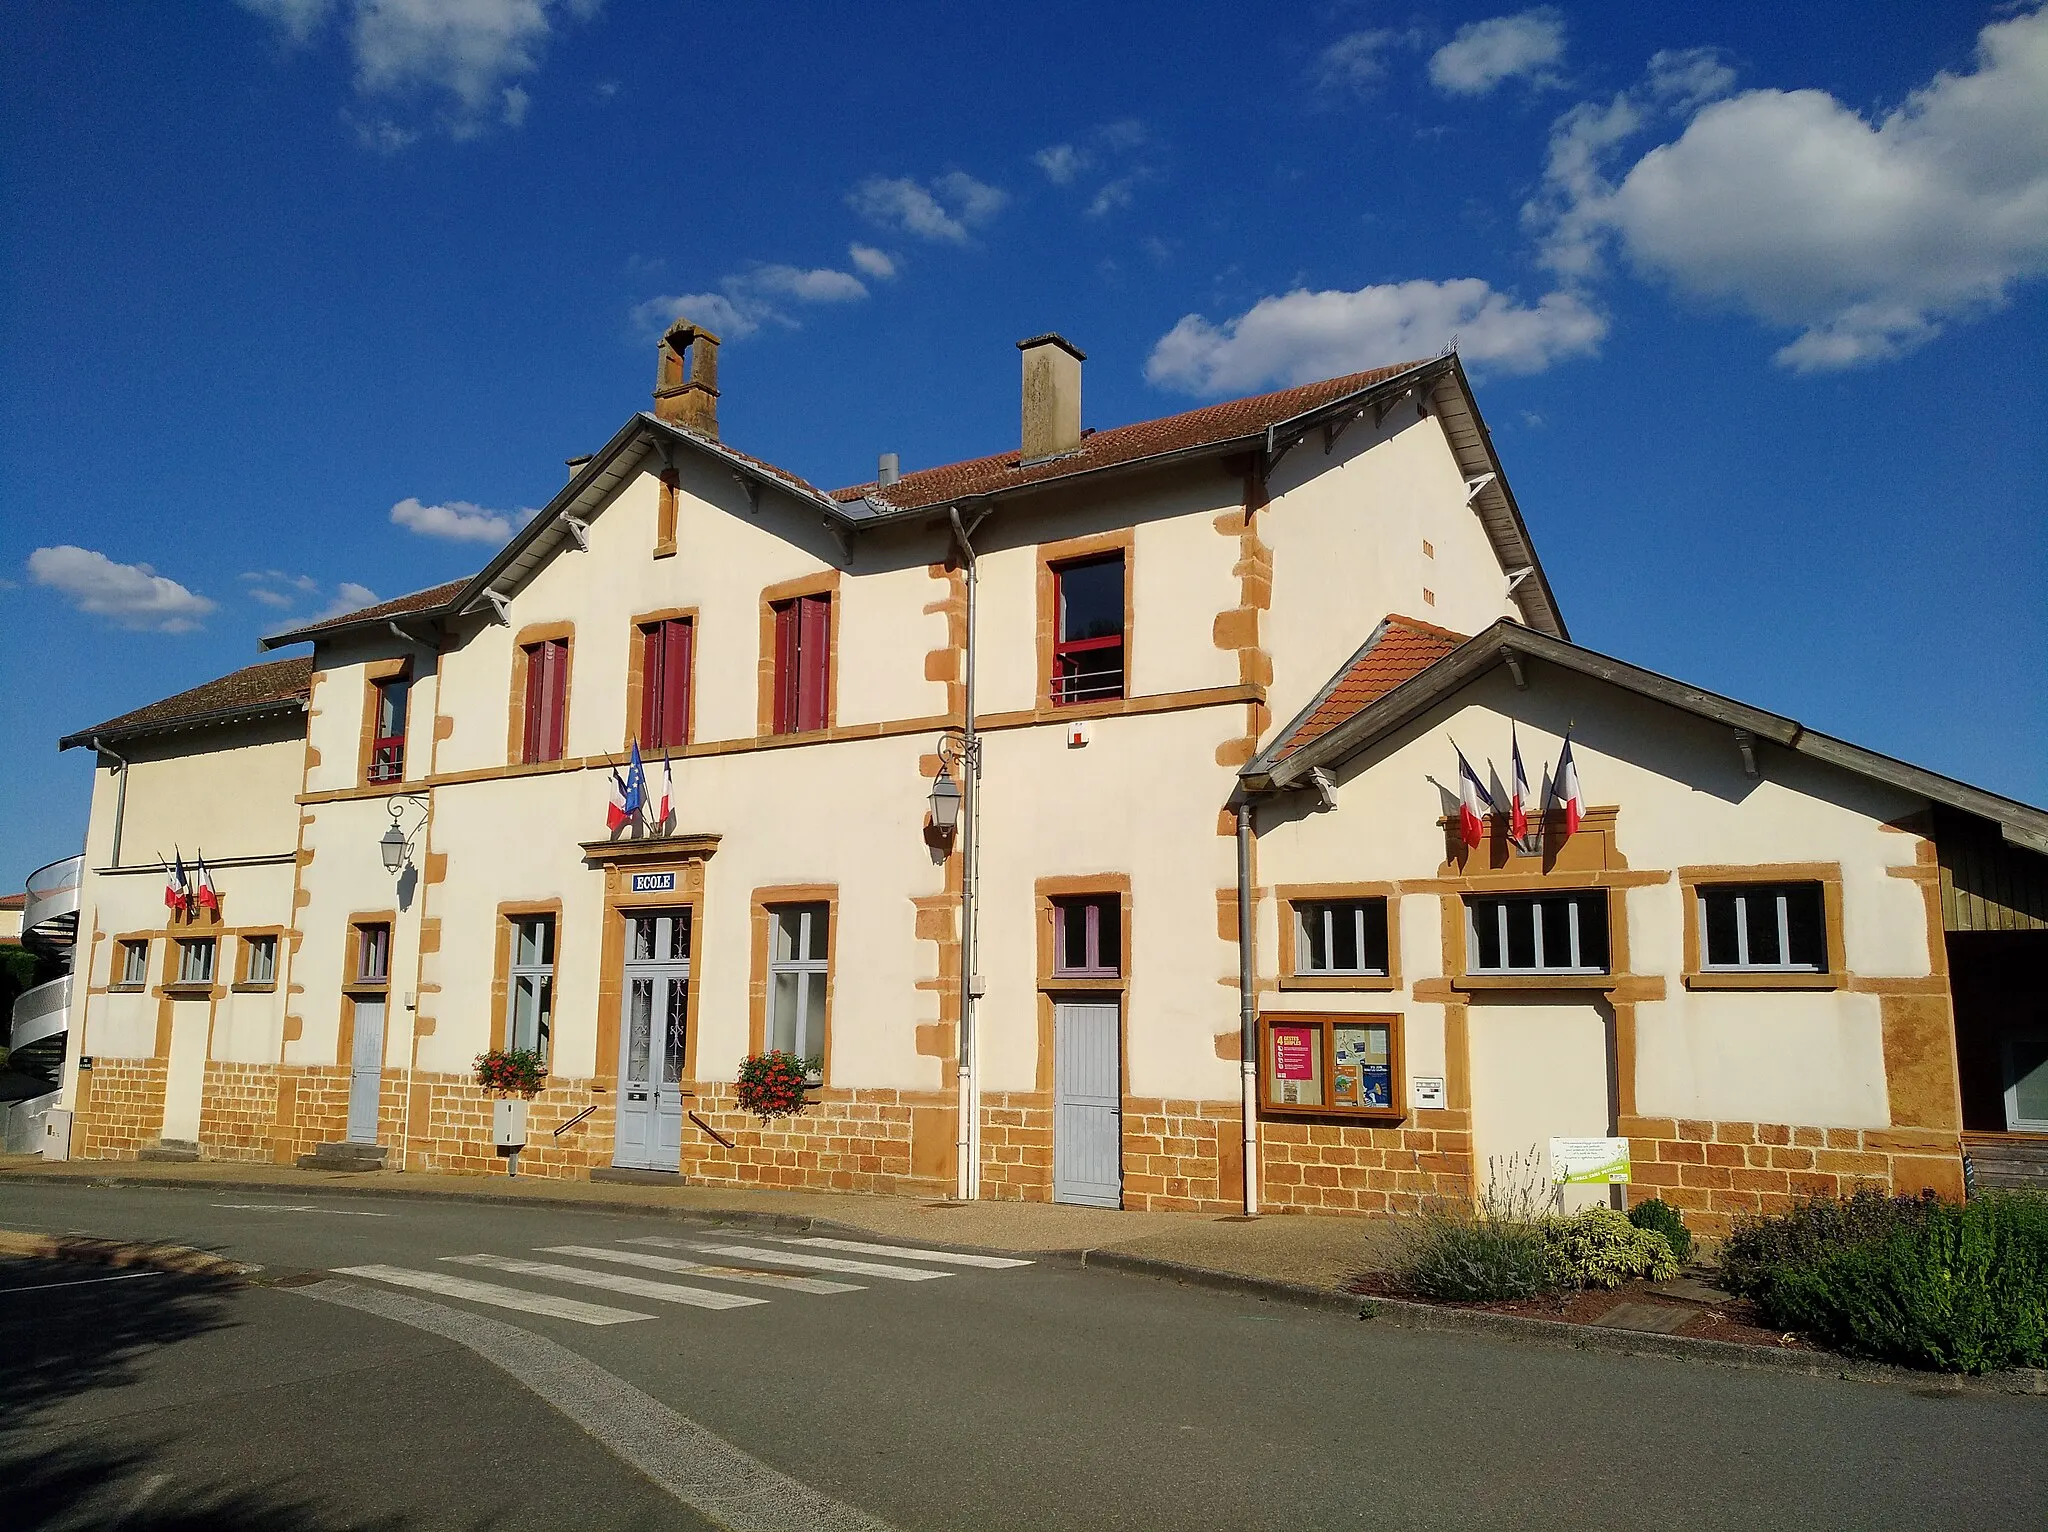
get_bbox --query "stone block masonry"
[1620,1115,1967,1236]
[72,1058,168,1160]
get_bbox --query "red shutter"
[544,639,569,760]
[640,625,662,745]
[661,619,692,747]
[521,645,544,762]
[797,594,830,732]
[773,601,798,734]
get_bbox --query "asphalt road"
[2,1182,2044,1531]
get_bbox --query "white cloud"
[238,0,600,143]
[747,264,867,302]
[848,243,897,280]
[632,291,756,341]
[249,588,295,608]
[309,581,381,622]
[237,0,336,45]
[28,546,217,633]
[1086,177,1137,218]
[1034,143,1085,184]
[1529,8,2048,370]
[848,172,1007,243]
[390,497,532,544]
[1145,278,1606,395]
[1429,9,1566,96]
[1314,30,1398,96]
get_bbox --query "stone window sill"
[1683,971,1839,992]
[1278,974,1399,992]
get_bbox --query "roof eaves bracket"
[1733,727,1759,779]
[1323,408,1365,455]
[482,589,512,627]
[731,469,761,517]
[1505,565,1534,595]
[1500,645,1527,690]
[561,515,590,551]
[1465,472,1498,505]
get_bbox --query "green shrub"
[1745,1194,2048,1374]
[1399,1212,1554,1302]
[1627,1197,1693,1263]
[1542,1207,1680,1289]
[1719,1186,1935,1300]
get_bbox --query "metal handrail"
[9,973,72,1052]
[552,1104,597,1138]
[25,853,84,901]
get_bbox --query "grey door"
[347,997,385,1144]
[613,910,690,1172]
[1053,999,1122,1207]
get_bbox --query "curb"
[0,1227,253,1280]
[1072,1248,2048,1399]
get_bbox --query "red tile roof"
[832,361,1427,512]
[1275,616,1467,759]
[61,656,315,748]
[0,893,25,911]
[268,578,470,643]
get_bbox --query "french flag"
[193,852,220,913]
[1509,726,1532,845]
[656,748,674,831]
[1456,748,1495,849]
[164,851,188,911]
[1554,733,1584,834]
[607,743,646,832]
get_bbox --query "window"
[506,915,555,1060]
[1295,899,1390,977]
[1259,1014,1402,1116]
[242,934,277,987]
[1050,553,1124,705]
[117,939,149,987]
[1466,891,1609,975]
[1052,895,1122,978]
[640,618,693,748]
[355,922,391,985]
[771,594,830,734]
[766,903,829,1063]
[522,638,571,763]
[369,675,409,783]
[175,938,215,986]
[1699,883,1826,972]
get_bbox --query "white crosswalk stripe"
[443,1255,768,1310]
[333,1264,651,1325]
[766,1236,1034,1269]
[627,1237,955,1282]
[537,1245,864,1294]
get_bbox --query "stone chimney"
[1018,333,1085,462]
[653,317,721,437]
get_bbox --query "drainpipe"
[90,736,130,868]
[1236,797,1260,1215]
[948,505,982,1202]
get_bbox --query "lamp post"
[931,727,981,1200]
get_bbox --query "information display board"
[1259,1014,1403,1118]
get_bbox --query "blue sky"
[3,1,2044,881]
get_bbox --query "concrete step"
[139,1139,201,1163]
[297,1141,388,1173]
[590,1166,687,1186]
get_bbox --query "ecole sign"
[630,871,676,894]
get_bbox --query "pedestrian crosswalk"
[332,1232,1032,1328]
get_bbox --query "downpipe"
[1237,797,1260,1215]
[90,736,130,868]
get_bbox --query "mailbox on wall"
[492,1098,529,1149]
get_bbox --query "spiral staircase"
[5,853,81,1153]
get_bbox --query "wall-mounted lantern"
[379,794,430,875]
[928,761,963,837]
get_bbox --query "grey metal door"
[613,910,690,1172]
[347,998,385,1143]
[1053,999,1122,1207]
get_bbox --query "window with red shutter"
[522,638,570,762]
[368,676,409,783]
[1051,554,1125,704]
[640,618,693,748]
[770,594,830,735]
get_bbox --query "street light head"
[379,821,407,874]
[928,762,962,834]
